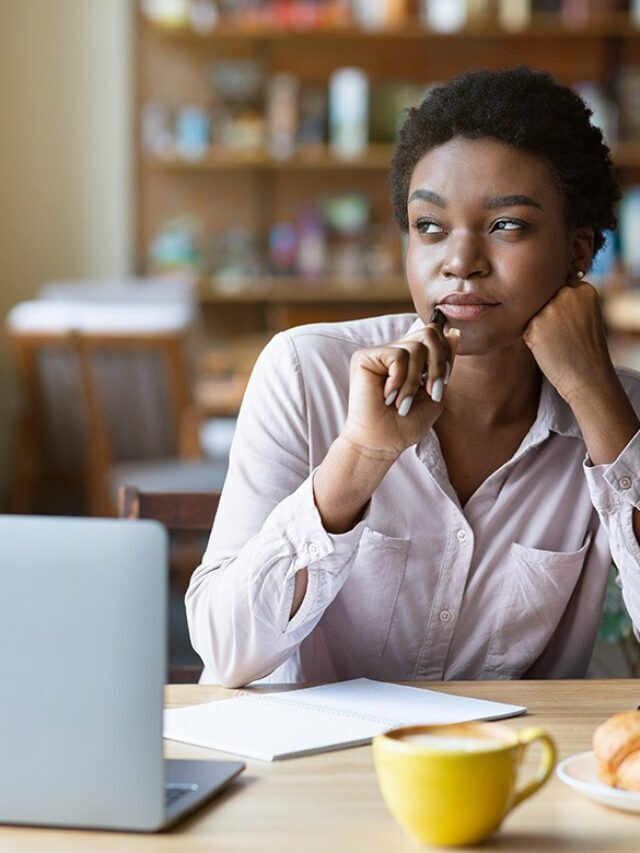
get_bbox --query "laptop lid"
[0,515,168,831]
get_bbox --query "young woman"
[187,66,640,687]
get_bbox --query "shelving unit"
[136,7,640,346]
[149,140,640,172]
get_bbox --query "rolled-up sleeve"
[583,429,640,632]
[186,332,366,687]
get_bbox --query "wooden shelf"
[150,14,640,42]
[147,142,640,172]
[199,277,412,304]
[145,144,394,172]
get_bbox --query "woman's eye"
[492,219,527,232]
[415,220,445,235]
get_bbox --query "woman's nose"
[441,232,490,280]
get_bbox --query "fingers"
[391,340,428,416]
[384,323,458,416]
[446,327,461,362]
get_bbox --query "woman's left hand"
[523,280,617,407]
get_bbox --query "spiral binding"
[232,689,398,727]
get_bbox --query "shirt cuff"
[273,472,370,633]
[269,470,370,576]
[584,428,640,512]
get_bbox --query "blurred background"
[1,0,640,677]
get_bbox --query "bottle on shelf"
[296,210,330,282]
[497,0,531,31]
[266,73,300,160]
[350,0,409,30]
[419,0,468,32]
[329,68,369,158]
[269,223,298,276]
[175,105,210,161]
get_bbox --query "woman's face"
[405,136,586,355]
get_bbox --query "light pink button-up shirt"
[186,314,640,687]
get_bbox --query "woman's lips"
[437,303,498,320]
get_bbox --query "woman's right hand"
[342,320,460,459]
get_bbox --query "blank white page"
[164,694,385,761]
[163,679,526,761]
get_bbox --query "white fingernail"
[444,362,451,385]
[385,390,398,406]
[398,396,413,417]
[431,378,444,403]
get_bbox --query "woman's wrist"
[338,428,402,463]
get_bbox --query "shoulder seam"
[285,329,366,345]
[280,332,309,449]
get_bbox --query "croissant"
[593,711,640,792]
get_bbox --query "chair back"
[118,486,220,532]
[6,326,87,513]
[6,300,199,515]
[117,485,220,683]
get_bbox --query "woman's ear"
[569,227,595,279]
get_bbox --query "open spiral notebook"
[163,678,526,761]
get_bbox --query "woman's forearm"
[312,432,398,534]
[568,376,640,467]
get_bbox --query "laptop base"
[163,759,245,830]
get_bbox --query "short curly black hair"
[391,66,619,255]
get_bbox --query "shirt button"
[307,541,321,559]
[439,609,453,623]
[456,530,468,543]
[619,476,632,490]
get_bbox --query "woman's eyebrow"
[483,194,543,210]
[408,190,543,211]
[408,189,446,207]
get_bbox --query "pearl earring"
[576,270,585,280]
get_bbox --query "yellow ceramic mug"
[373,721,556,847]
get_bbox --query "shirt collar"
[537,377,583,439]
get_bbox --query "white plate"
[556,751,640,815]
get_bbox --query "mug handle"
[510,726,556,809]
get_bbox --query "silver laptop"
[0,515,244,832]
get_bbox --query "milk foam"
[400,734,505,752]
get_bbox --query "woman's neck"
[443,342,542,431]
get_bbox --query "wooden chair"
[77,327,221,516]
[6,327,88,514]
[118,485,221,684]
[118,485,220,531]
[6,300,227,516]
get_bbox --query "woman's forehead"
[408,137,561,206]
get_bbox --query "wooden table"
[1,680,640,851]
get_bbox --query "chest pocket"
[485,534,592,677]
[321,527,410,658]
